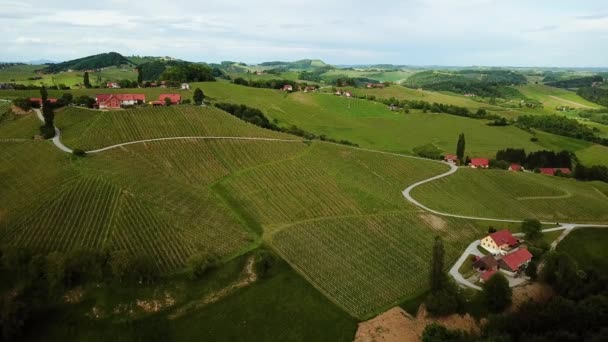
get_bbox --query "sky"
[1,0,607,67]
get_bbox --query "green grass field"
[0,64,137,87]
[516,84,603,111]
[557,228,608,273]
[411,168,608,223]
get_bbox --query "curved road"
[31,107,608,289]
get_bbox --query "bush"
[481,272,512,312]
[522,218,542,240]
[425,288,460,316]
[72,149,86,157]
[12,98,32,111]
[253,250,276,279]
[187,252,218,280]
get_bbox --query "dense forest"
[41,52,131,73]
[517,115,606,145]
[577,87,608,107]
[404,70,527,97]
[545,75,603,88]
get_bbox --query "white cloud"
[0,0,606,66]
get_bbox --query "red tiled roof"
[540,168,571,176]
[489,229,518,247]
[510,163,523,171]
[96,94,146,102]
[159,94,181,103]
[30,98,57,103]
[480,269,498,282]
[444,154,457,161]
[501,248,533,272]
[470,158,489,167]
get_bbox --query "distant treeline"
[517,115,608,146]
[404,70,527,97]
[298,66,333,82]
[41,52,130,73]
[495,148,573,169]
[139,61,225,82]
[577,87,608,107]
[213,102,358,146]
[232,78,300,89]
[579,109,608,125]
[545,75,603,88]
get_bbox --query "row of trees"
[495,148,573,169]
[232,77,301,90]
[577,86,608,107]
[517,114,607,146]
[213,102,358,146]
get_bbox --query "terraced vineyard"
[0,104,40,139]
[55,106,295,151]
[272,213,479,318]
[411,169,608,223]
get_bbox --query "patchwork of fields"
[411,168,608,223]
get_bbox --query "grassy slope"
[0,110,40,139]
[0,64,137,86]
[411,168,608,223]
[557,228,608,274]
[516,84,603,110]
[20,255,357,342]
[55,106,295,150]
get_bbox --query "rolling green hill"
[411,168,608,223]
[41,52,133,73]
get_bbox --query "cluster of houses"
[281,85,318,93]
[443,155,572,176]
[106,82,190,90]
[335,89,353,98]
[95,93,181,109]
[474,229,533,283]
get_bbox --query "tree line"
[232,77,301,89]
[517,114,608,146]
[577,86,608,107]
[213,102,358,146]
[495,148,573,169]
[545,75,603,88]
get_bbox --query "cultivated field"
[0,64,137,87]
[411,168,608,223]
[516,84,603,110]
[56,106,295,150]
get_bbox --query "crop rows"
[412,169,608,223]
[56,106,295,150]
[271,213,478,318]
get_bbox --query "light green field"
[322,69,416,83]
[557,228,608,273]
[516,84,603,110]
[0,64,137,87]
[411,168,608,224]
[55,106,294,150]
[0,111,40,139]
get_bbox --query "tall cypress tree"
[137,68,143,84]
[40,86,48,102]
[456,133,466,163]
[430,236,445,293]
[83,72,91,88]
[193,88,204,105]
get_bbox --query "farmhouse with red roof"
[29,98,57,106]
[498,248,533,276]
[159,94,181,104]
[479,269,498,283]
[96,94,146,109]
[469,158,489,168]
[480,229,520,255]
[281,84,293,92]
[539,168,571,176]
[509,163,523,171]
[444,154,458,163]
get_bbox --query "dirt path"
[548,95,595,109]
[168,256,257,320]
[354,306,479,342]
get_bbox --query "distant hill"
[41,52,132,73]
[258,59,331,71]
[127,55,179,65]
[404,69,527,96]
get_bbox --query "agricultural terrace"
[1,139,308,272]
[55,106,295,151]
[557,228,608,274]
[411,168,608,223]
[214,142,480,317]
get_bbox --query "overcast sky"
[1,0,607,67]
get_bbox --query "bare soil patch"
[419,213,447,231]
[10,106,30,115]
[355,305,479,342]
[509,282,554,311]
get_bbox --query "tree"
[164,97,172,106]
[45,251,66,292]
[40,86,48,102]
[456,133,466,163]
[430,236,445,293]
[522,218,542,240]
[137,68,143,84]
[109,250,132,282]
[481,272,512,312]
[193,88,205,105]
[83,72,91,88]
[41,102,54,128]
[422,323,463,342]
[187,252,218,280]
